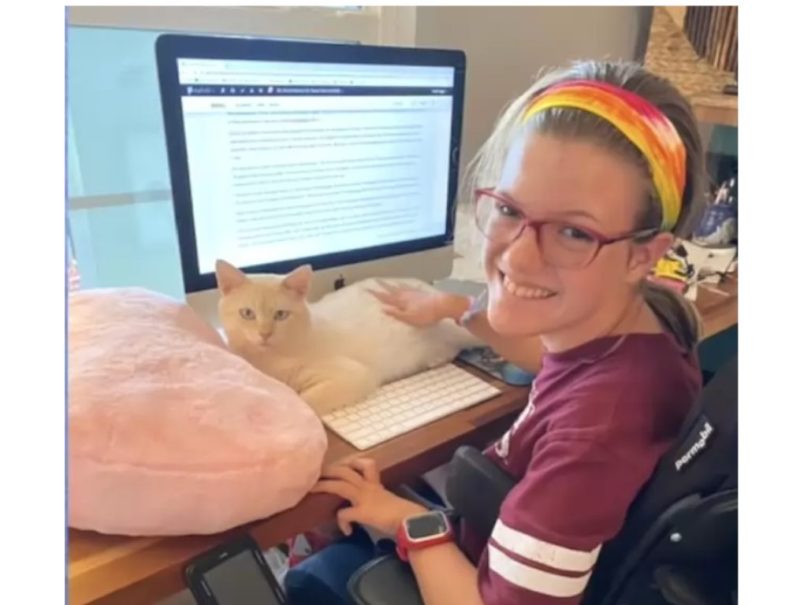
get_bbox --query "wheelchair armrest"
[654,564,734,605]
[347,555,424,605]
[445,446,516,539]
[394,483,448,512]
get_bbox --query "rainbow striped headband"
[522,80,687,231]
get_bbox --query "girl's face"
[482,133,672,351]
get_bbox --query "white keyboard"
[321,364,502,450]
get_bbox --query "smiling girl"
[310,59,705,605]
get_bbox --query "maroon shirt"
[462,332,701,604]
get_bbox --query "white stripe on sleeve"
[488,544,592,598]
[491,519,601,573]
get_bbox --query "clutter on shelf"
[694,176,737,247]
[649,177,738,302]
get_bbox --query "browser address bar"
[182,73,450,86]
[193,70,442,79]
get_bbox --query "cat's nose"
[259,331,272,341]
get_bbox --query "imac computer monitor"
[156,34,466,325]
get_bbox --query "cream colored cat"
[215,260,480,415]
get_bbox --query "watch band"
[456,289,488,327]
[395,511,455,562]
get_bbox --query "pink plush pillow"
[68,288,327,536]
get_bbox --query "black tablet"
[184,534,286,605]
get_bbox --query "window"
[67,7,415,297]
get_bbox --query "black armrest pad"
[445,446,516,540]
[348,555,424,605]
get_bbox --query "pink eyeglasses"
[474,188,658,269]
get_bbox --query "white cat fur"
[216,261,480,415]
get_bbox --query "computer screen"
[157,35,466,295]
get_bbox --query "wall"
[67,6,408,45]
[414,6,652,192]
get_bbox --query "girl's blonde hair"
[464,60,705,350]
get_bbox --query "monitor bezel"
[156,33,467,293]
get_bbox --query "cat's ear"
[215,260,248,295]
[282,264,313,299]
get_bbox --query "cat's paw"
[298,357,379,416]
[301,388,355,416]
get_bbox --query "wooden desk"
[69,277,737,604]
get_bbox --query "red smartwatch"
[395,511,454,562]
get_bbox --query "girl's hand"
[312,458,427,536]
[368,281,467,328]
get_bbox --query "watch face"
[406,513,448,540]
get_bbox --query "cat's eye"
[239,307,256,321]
[273,309,291,321]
